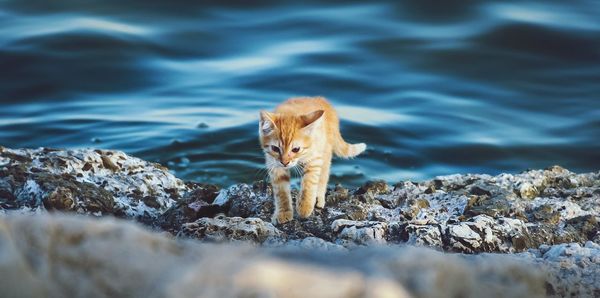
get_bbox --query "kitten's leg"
[315,150,332,209]
[270,167,293,224]
[297,157,322,218]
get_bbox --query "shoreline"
[1,146,599,296]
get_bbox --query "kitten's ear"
[259,110,276,135]
[301,110,324,134]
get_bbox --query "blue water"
[1,1,599,187]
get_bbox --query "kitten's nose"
[281,161,289,166]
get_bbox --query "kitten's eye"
[292,147,300,153]
[271,145,280,153]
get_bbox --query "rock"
[400,198,430,220]
[26,173,116,215]
[4,213,599,297]
[196,122,209,129]
[401,224,444,248]
[344,203,369,221]
[0,147,187,221]
[374,195,397,209]
[2,146,600,292]
[529,204,561,224]
[355,180,389,196]
[446,222,483,252]
[278,237,347,252]
[445,215,530,253]
[464,195,511,218]
[44,187,75,210]
[157,184,223,233]
[332,219,388,246]
[469,184,493,196]
[0,214,411,298]
[100,155,120,172]
[325,183,350,205]
[266,208,338,243]
[179,215,281,244]
[528,242,600,297]
[225,184,273,220]
[555,215,599,244]
[520,182,539,199]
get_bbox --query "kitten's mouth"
[279,162,297,169]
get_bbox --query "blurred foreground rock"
[3,213,600,298]
[1,147,599,296]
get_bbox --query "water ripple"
[1,1,599,186]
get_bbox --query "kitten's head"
[259,110,324,169]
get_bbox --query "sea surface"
[1,1,599,187]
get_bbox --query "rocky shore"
[1,146,599,297]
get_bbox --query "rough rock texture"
[1,147,599,296]
[2,147,599,253]
[168,165,599,255]
[524,242,600,297]
[178,215,281,244]
[0,147,187,221]
[332,219,388,246]
[157,183,224,232]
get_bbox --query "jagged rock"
[556,215,600,244]
[0,147,187,221]
[400,197,430,220]
[332,219,388,246]
[401,223,444,248]
[529,204,561,224]
[445,215,530,253]
[325,183,350,205]
[374,195,397,209]
[520,182,539,199]
[44,187,75,210]
[464,195,511,218]
[178,215,281,243]
[355,180,389,196]
[340,202,369,221]
[223,184,273,220]
[1,147,599,254]
[157,184,223,233]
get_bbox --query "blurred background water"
[1,1,599,187]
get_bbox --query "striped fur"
[259,97,367,224]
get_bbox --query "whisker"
[292,164,304,178]
[256,167,269,180]
[253,169,261,179]
[297,163,305,175]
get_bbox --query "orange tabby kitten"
[259,97,367,224]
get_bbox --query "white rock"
[332,219,388,246]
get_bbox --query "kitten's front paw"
[272,210,293,225]
[297,201,315,218]
[315,194,325,209]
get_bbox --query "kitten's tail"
[333,133,367,158]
